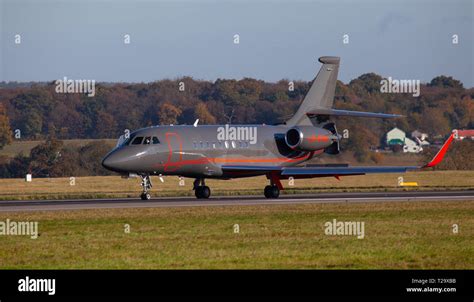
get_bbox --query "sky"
[1,0,473,87]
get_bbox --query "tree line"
[0,73,472,177]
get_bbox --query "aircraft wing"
[222,132,455,178]
[222,164,417,177]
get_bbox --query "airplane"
[102,56,455,200]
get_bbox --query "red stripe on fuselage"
[164,132,183,172]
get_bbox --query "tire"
[141,193,151,200]
[264,185,272,198]
[264,185,279,199]
[195,187,203,199]
[201,186,211,199]
[270,186,280,198]
[195,186,211,199]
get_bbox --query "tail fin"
[286,56,340,126]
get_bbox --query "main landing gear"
[264,185,280,199]
[140,175,152,200]
[264,173,281,198]
[194,178,211,199]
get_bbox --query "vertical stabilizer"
[286,56,340,126]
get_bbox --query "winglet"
[423,131,455,168]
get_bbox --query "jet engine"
[285,125,340,154]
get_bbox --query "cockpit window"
[116,133,159,146]
[143,137,152,145]
[116,135,126,148]
[125,134,136,145]
[131,136,144,145]
[116,133,136,148]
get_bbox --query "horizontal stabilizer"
[307,108,403,119]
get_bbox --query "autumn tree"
[429,76,463,89]
[349,73,383,96]
[194,102,216,124]
[77,141,115,176]
[3,153,30,178]
[158,103,182,125]
[28,138,64,177]
[0,103,12,149]
[95,111,118,138]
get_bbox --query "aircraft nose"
[102,151,124,172]
[101,154,113,170]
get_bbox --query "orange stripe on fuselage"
[158,130,319,169]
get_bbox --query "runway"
[0,190,472,212]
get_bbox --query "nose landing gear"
[194,178,211,199]
[140,175,152,200]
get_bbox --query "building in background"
[386,127,423,153]
[456,129,474,140]
[411,130,430,146]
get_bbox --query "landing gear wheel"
[195,186,211,199]
[264,185,280,199]
[201,186,210,199]
[139,175,153,200]
[195,187,201,198]
[140,192,151,200]
[193,178,210,199]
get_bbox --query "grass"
[0,170,472,200]
[0,200,472,269]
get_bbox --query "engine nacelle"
[285,126,336,152]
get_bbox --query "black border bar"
[0,270,472,299]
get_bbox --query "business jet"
[102,56,454,200]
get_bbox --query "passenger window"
[224,141,229,149]
[231,141,236,148]
[143,137,152,145]
[193,141,197,149]
[131,137,144,145]
[152,137,160,144]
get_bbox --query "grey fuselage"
[102,124,317,179]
